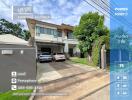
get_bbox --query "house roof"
[0,34,28,45]
[26,18,74,30]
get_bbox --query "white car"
[53,53,66,61]
[38,52,52,62]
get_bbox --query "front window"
[47,28,51,35]
[67,31,74,39]
[53,30,58,38]
[36,26,60,37]
[44,28,47,34]
[51,29,54,35]
[40,27,44,33]
[57,30,62,37]
[36,26,40,36]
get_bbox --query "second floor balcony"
[35,25,78,44]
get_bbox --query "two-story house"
[26,18,80,57]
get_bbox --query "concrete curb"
[77,81,115,100]
[77,82,110,100]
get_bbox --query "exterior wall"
[64,43,69,53]
[0,44,36,92]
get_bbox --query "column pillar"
[101,44,107,69]
[64,43,69,59]
[64,43,69,53]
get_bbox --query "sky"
[0,0,109,30]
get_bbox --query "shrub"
[92,40,100,66]
[92,36,109,66]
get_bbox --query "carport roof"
[36,41,64,46]
[0,34,28,45]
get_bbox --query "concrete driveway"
[35,61,110,100]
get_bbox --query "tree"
[22,30,31,41]
[92,35,109,66]
[0,19,30,40]
[73,12,109,62]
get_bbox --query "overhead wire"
[83,0,132,29]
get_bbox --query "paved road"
[35,61,110,100]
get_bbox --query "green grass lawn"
[70,57,95,66]
[70,57,110,71]
[0,89,33,100]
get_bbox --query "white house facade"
[26,18,80,57]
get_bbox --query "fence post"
[101,44,107,69]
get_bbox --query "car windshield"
[42,52,50,55]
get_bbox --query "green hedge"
[92,36,109,66]
[92,39,100,66]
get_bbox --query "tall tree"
[73,12,109,62]
[22,30,31,41]
[0,19,30,40]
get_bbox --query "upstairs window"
[44,28,48,34]
[53,29,57,38]
[36,26,40,36]
[51,29,54,35]
[57,30,62,37]
[47,28,51,35]
[36,26,59,37]
[40,27,44,33]
[67,31,74,39]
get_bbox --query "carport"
[36,41,65,54]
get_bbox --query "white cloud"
[73,1,96,15]
[64,2,75,9]
[57,0,67,6]
[0,0,110,29]
[63,15,80,25]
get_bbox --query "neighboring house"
[0,34,36,92]
[26,18,80,57]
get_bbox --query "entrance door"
[69,48,73,57]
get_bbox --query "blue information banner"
[110,0,132,100]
